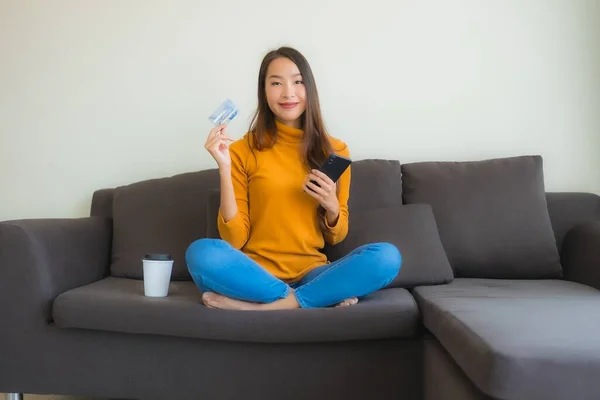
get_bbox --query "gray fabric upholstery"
[0,218,111,323]
[424,337,494,400]
[0,217,422,400]
[546,192,600,252]
[2,325,423,400]
[5,155,600,400]
[346,159,403,210]
[326,204,454,288]
[90,188,114,219]
[414,278,600,400]
[110,169,219,280]
[562,221,600,290]
[206,188,220,239]
[53,277,419,343]
[402,155,563,279]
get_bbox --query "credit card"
[208,99,238,125]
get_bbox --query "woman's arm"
[303,141,351,246]
[323,159,350,245]
[217,146,251,249]
[218,165,237,221]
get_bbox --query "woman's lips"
[279,102,299,109]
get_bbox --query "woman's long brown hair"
[248,47,335,231]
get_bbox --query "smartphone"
[310,154,352,188]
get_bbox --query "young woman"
[186,47,402,310]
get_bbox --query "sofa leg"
[6,394,23,400]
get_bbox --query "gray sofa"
[1,155,600,400]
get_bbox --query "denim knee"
[185,238,229,280]
[370,242,402,284]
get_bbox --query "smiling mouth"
[279,102,299,109]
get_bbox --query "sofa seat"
[414,278,600,400]
[53,277,419,343]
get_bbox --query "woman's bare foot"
[202,292,260,310]
[202,291,300,311]
[336,297,359,307]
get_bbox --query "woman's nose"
[282,85,295,99]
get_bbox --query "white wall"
[1,0,599,221]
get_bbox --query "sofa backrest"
[399,156,600,278]
[345,159,403,210]
[91,189,114,219]
[106,169,220,280]
[93,188,600,254]
[401,155,564,279]
[95,160,405,281]
[90,157,600,282]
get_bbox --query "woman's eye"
[295,80,304,85]
[271,82,281,86]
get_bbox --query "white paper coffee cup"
[142,254,173,297]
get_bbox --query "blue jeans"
[185,239,402,308]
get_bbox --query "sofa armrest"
[562,221,600,290]
[0,217,111,328]
[546,192,600,252]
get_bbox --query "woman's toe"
[335,297,359,307]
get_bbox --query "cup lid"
[144,253,172,261]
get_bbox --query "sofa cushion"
[413,278,600,400]
[402,155,562,279]
[111,169,220,280]
[53,277,420,343]
[325,204,454,288]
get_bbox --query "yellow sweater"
[217,121,351,282]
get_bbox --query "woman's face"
[265,57,306,129]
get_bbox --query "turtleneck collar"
[275,120,304,143]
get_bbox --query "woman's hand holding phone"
[303,169,340,218]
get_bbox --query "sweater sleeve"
[323,142,351,245]
[217,142,251,249]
